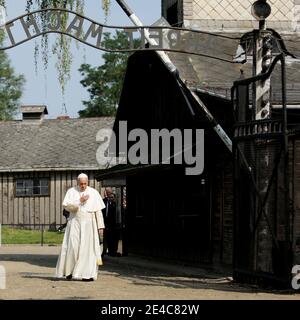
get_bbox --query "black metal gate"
[233,121,292,287]
[232,53,293,287]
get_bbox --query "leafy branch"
[0,1,112,95]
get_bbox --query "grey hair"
[77,173,88,180]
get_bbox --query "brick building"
[162,0,299,31]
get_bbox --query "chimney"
[56,115,70,120]
[21,105,48,122]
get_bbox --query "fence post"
[41,225,44,247]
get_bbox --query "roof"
[167,31,300,104]
[96,163,174,181]
[0,117,115,172]
[21,105,48,115]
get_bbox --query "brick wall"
[293,1,300,31]
[181,0,297,31]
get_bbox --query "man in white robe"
[55,173,105,281]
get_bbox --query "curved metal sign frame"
[0,8,240,63]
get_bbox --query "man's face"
[105,188,113,197]
[78,178,88,191]
[108,194,115,202]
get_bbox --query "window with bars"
[15,178,50,197]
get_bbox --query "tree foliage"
[0,33,25,120]
[0,1,112,94]
[102,0,110,17]
[0,0,113,117]
[24,0,85,95]
[78,31,133,118]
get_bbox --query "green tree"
[78,31,134,117]
[0,33,25,120]
[0,0,112,94]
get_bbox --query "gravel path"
[0,245,299,300]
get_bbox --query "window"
[162,0,183,26]
[167,3,178,26]
[167,2,180,26]
[15,178,49,196]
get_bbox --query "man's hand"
[80,194,89,203]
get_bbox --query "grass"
[1,226,64,245]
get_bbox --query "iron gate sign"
[0,8,238,63]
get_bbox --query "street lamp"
[251,0,271,21]
[251,0,272,120]
[250,0,273,276]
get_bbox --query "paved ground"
[0,245,299,300]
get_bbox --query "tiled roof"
[0,117,114,172]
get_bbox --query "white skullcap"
[77,173,88,180]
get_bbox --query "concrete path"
[0,245,299,300]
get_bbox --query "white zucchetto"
[77,173,88,180]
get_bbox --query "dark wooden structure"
[97,51,234,266]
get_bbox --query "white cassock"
[55,186,105,280]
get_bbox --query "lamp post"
[251,0,272,120]
[251,0,274,273]
[251,0,271,25]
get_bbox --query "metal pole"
[41,225,44,247]
[115,0,232,153]
[255,22,264,119]
[281,54,290,282]
[252,30,258,120]
[253,14,272,271]
[255,21,272,120]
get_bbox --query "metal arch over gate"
[0,7,239,63]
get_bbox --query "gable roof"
[168,31,300,104]
[0,117,114,172]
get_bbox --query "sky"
[4,0,161,119]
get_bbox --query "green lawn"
[1,226,64,245]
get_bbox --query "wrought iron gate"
[232,53,293,287]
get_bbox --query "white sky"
[4,0,161,119]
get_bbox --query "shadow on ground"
[104,261,297,296]
[0,253,57,268]
[1,252,297,297]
